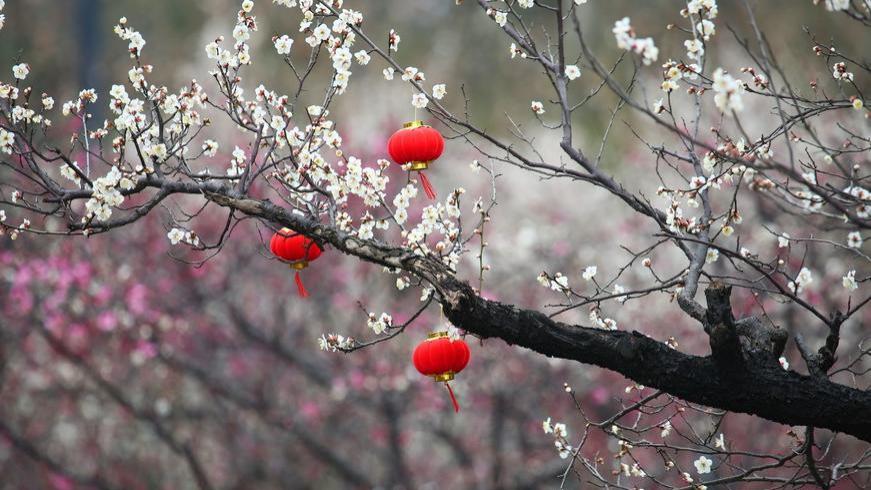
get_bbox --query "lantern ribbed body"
[269,228,322,264]
[387,122,445,166]
[412,332,470,381]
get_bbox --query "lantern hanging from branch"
[269,228,322,298]
[412,331,471,412]
[387,120,445,200]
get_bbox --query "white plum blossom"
[778,233,790,248]
[825,0,850,11]
[842,270,858,291]
[493,10,507,27]
[12,63,30,80]
[832,62,854,82]
[388,28,400,52]
[382,67,395,80]
[686,0,718,18]
[660,421,672,438]
[274,35,293,55]
[696,19,716,40]
[0,128,14,154]
[354,50,371,65]
[705,248,719,264]
[432,83,446,100]
[712,68,745,113]
[411,93,428,109]
[167,228,185,245]
[694,456,713,474]
[685,39,704,60]
[202,140,219,157]
[846,231,862,248]
[565,64,581,80]
[789,267,813,294]
[582,266,597,281]
[530,100,545,114]
[779,356,789,370]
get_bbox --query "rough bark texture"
[203,191,871,442]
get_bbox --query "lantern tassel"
[295,271,310,298]
[418,171,437,200]
[445,382,460,413]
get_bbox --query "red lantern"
[387,120,445,200]
[413,331,471,412]
[269,227,322,298]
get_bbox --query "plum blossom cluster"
[367,312,392,335]
[542,418,573,459]
[83,167,132,222]
[712,68,745,113]
[317,333,356,352]
[167,227,201,247]
[612,17,659,65]
[401,190,465,270]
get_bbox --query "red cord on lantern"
[445,382,460,413]
[418,171,437,200]
[412,331,471,413]
[294,271,309,298]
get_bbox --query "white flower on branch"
[12,63,30,80]
[354,50,371,65]
[705,248,719,264]
[318,334,355,352]
[660,421,672,438]
[274,35,293,55]
[367,312,392,335]
[842,270,858,291]
[411,93,428,109]
[696,19,716,40]
[832,62,853,82]
[565,64,581,80]
[0,128,14,154]
[712,68,745,113]
[432,83,446,100]
[789,267,813,294]
[847,231,862,248]
[825,0,850,11]
[694,455,713,474]
[530,100,545,114]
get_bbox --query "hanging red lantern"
[269,227,322,298]
[413,331,471,412]
[387,120,444,200]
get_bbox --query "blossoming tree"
[1,0,869,488]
